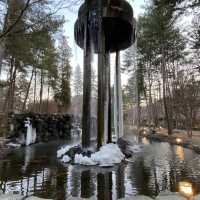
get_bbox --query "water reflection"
[0,140,200,199]
[176,146,185,161]
[141,137,150,145]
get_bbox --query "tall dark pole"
[82,2,92,149]
[97,0,111,148]
[97,0,105,149]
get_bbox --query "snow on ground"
[57,143,125,166]
[6,143,21,148]
[74,143,125,166]
[61,155,71,163]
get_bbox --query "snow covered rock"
[74,154,97,165]
[58,143,125,166]
[156,191,186,200]
[74,143,125,166]
[61,155,71,163]
[57,145,72,158]
[6,142,21,148]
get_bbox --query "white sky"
[62,0,146,85]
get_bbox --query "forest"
[123,0,200,136]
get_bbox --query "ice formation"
[25,118,37,146]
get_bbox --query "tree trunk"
[3,57,14,113]
[161,46,172,135]
[46,79,50,113]
[39,68,44,113]
[22,68,34,112]
[33,67,37,112]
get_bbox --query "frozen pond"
[0,135,200,199]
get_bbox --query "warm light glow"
[176,146,184,160]
[179,181,194,198]
[176,138,182,144]
[143,130,147,135]
[142,137,150,145]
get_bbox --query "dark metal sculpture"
[74,0,136,149]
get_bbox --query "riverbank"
[146,128,200,154]
[125,126,200,155]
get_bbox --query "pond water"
[1,135,200,200]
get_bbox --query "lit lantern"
[178,181,194,198]
[176,138,182,144]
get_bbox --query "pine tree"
[73,64,83,97]
[54,35,72,112]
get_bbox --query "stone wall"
[8,113,74,143]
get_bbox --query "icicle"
[24,118,37,146]
[25,118,32,146]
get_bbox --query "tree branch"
[0,0,31,39]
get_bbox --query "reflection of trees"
[116,164,125,199]
[56,166,68,200]
[71,167,81,197]
[81,170,94,198]
[129,157,153,197]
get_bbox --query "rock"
[117,138,134,157]
[156,191,186,200]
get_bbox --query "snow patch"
[6,143,21,148]
[57,145,72,158]
[61,155,71,163]
[74,154,97,166]
[75,143,125,166]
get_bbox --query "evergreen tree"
[54,35,72,112]
[73,64,83,97]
